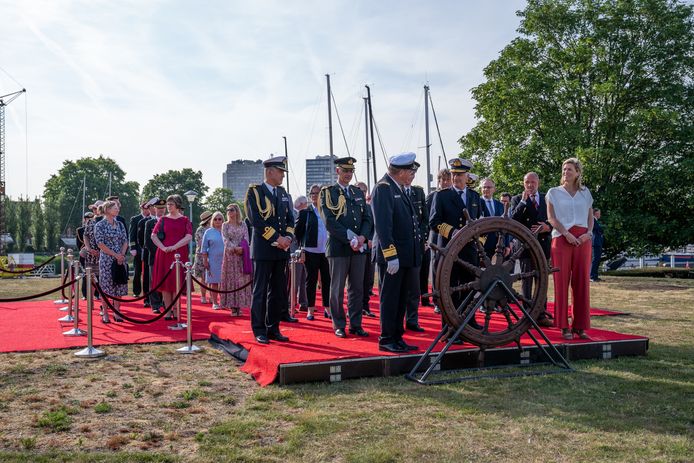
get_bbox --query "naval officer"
[244,156,295,344]
[371,152,422,353]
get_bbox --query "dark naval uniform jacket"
[429,186,482,249]
[372,175,422,268]
[319,183,373,258]
[244,183,295,260]
[129,214,144,256]
[408,185,428,256]
[510,192,551,259]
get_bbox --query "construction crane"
[0,88,26,255]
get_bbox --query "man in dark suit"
[480,178,508,258]
[356,181,377,319]
[510,172,553,326]
[144,199,166,313]
[319,157,373,338]
[429,158,484,334]
[372,152,422,353]
[590,208,605,282]
[404,166,428,332]
[137,199,157,308]
[128,202,150,297]
[244,156,295,344]
[424,169,452,312]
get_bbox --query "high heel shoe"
[561,329,573,340]
[573,329,590,340]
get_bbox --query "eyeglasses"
[213,218,223,221]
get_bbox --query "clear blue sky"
[1,0,526,200]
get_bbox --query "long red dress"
[151,215,193,293]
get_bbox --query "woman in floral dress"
[193,211,213,303]
[219,203,252,315]
[95,200,129,322]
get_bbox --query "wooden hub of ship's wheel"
[432,216,549,349]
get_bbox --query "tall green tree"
[3,197,18,253]
[142,169,209,227]
[43,156,140,238]
[460,0,694,256]
[31,198,45,252]
[44,198,60,253]
[202,188,235,215]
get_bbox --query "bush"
[604,268,694,279]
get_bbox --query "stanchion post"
[168,254,186,330]
[290,253,297,318]
[75,268,105,357]
[58,250,75,319]
[54,247,68,304]
[64,260,86,336]
[177,262,201,354]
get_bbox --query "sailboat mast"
[326,74,335,184]
[424,85,432,194]
[363,97,371,189]
[366,85,377,182]
[283,136,289,192]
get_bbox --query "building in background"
[305,154,336,192]
[223,160,264,199]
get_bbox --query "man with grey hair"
[287,196,309,317]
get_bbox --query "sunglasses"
[214,218,223,221]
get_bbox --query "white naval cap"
[388,152,417,169]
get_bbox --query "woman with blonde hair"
[219,203,252,316]
[151,194,193,316]
[201,211,225,308]
[546,158,594,340]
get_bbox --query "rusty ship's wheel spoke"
[472,235,492,268]
[450,281,479,293]
[494,232,507,263]
[510,270,538,282]
[454,258,482,277]
[502,309,515,330]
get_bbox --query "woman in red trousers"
[546,158,594,340]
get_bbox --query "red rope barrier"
[191,275,252,294]
[0,276,82,302]
[94,279,185,325]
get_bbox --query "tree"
[202,188,235,215]
[13,197,31,252]
[142,169,209,227]
[43,156,140,240]
[3,196,17,253]
[44,198,60,252]
[459,0,694,257]
[31,198,45,252]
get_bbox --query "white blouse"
[546,186,593,238]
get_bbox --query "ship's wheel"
[432,216,549,349]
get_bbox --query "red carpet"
[0,293,639,386]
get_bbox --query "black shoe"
[299,304,308,312]
[255,335,270,344]
[334,329,346,338]
[421,298,432,307]
[434,306,441,314]
[143,302,150,308]
[397,340,418,351]
[349,327,369,337]
[268,333,289,342]
[323,309,332,319]
[281,315,299,323]
[538,316,553,327]
[406,324,425,333]
[379,342,407,353]
[363,309,377,318]
[164,313,174,321]
[113,315,123,323]
[442,336,464,345]
[152,307,161,314]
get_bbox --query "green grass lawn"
[0,276,692,462]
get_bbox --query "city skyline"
[1,0,526,200]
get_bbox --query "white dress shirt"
[546,186,593,238]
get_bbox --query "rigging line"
[349,109,363,162]
[286,157,302,194]
[403,88,424,152]
[428,90,448,164]
[330,89,351,156]
[371,115,389,166]
[302,90,323,157]
[25,91,29,198]
[61,178,83,236]
[0,65,23,88]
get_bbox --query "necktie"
[271,188,278,207]
[460,190,466,207]
[343,187,349,199]
[487,200,494,216]
[530,195,537,208]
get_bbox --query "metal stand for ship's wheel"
[406,214,573,385]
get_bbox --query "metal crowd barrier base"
[54,247,68,304]
[64,260,86,336]
[169,254,186,330]
[177,262,201,354]
[75,268,106,358]
[58,250,75,319]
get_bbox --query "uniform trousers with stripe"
[251,259,287,337]
[551,226,591,330]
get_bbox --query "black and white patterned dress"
[95,218,128,296]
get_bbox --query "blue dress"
[202,227,224,284]
[94,218,128,296]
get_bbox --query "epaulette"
[413,185,425,192]
[377,181,389,186]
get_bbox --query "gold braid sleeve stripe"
[437,223,453,239]
[286,226,295,235]
[262,226,277,240]
[321,187,346,220]
[382,244,398,258]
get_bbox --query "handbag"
[111,260,129,285]
[157,217,165,241]
[240,238,252,274]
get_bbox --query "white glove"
[350,237,359,250]
[386,258,400,275]
[130,249,137,257]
